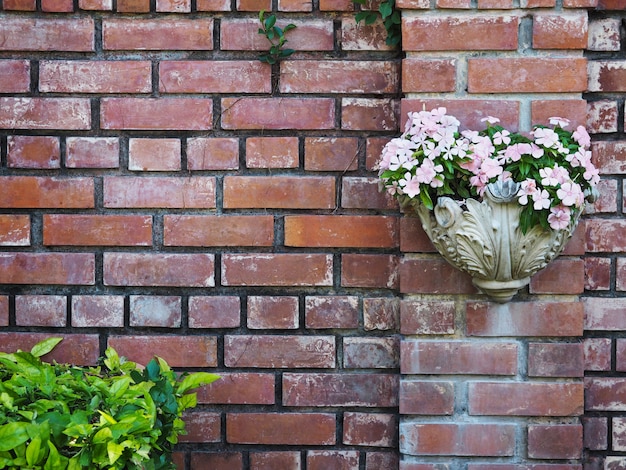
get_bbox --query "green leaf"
[379,1,393,18]
[26,436,43,467]
[144,359,160,381]
[419,190,434,210]
[0,422,30,451]
[44,441,67,470]
[177,373,220,395]
[31,338,63,358]
[264,14,276,29]
[107,441,125,465]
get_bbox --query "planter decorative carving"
[413,180,580,303]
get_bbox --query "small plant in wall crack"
[353,0,401,47]
[257,10,297,64]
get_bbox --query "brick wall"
[0,0,619,468]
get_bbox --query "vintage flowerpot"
[413,180,580,303]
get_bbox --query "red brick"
[477,0,514,7]
[402,58,456,93]
[43,214,152,246]
[128,138,181,171]
[66,137,119,168]
[402,16,518,51]
[0,253,94,285]
[588,18,622,52]
[187,137,239,170]
[246,137,299,169]
[247,296,299,329]
[0,297,7,326]
[225,335,335,368]
[528,343,584,378]
[586,378,626,411]
[101,98,212,130]
[563,223,586,255]
[342,17,395,52]
[222,97,335,130]
[585,298,626,331]
[285,215,398,248]
[466,301,584,336]
[529,258,585,294]
[129,295,181,328]
[104,253,214,287]
[305,296,359,329]
[196,0,230,9]
[402,341,517,375]
[400,258,476,294]
[278,0,312,10]
[341,254,398,289]
[307,451,359,470]
[583,416,608,450]
[7,136,60,169]
[156,0,190,12]
[180,412,220,443]
[250,452,301,470]
[305,137,358,172]
[618,258,626,291]
[400,423,515,456]
[584,337,612,371]
[223,176,335,209]
[468,58,587,93]
[592,141,626,174]
[530,99,588,129]
[532,12,587,49]
[103,176,215,209]
[615,339,626,371]
[400,299,455,335]
[39,61,151,93]
[71,295,124,328]
[226,413,336,445]
[343,412,396,447]
[15,295,67,327]
[221,18,333,51]
[344,337,399,369]
[108,335,217,367]
[528,425,582,459]
[0,60,29,93]
[363,298,399,331]
[587,219,626,252]
[596,0,626,7]
[164,215,273,247]
[400,380,455,415]
[365,452,399,470]
[283,373,398,407]
[188,296,241,329]
[79,0,112,9]
[587,99,618,134]
[587,180,618,215]
[342,98,398,131]
[196,372,275,405]
[436,0,471,7]
[103,19,213,50]
[280,60,398,94]
[589,61,626,92]
[0,177,93,209]
[3,0,35,9]
[0,215,30,246]
[116,0,148,11]
[341,176,397,210]
[320,0,354,9]
[0,18,94,51]
[159,60,270,93]
[366,137,390,171]
[0,98,91,130]
[468,382,584,416]
[0,333,100,365]
[613,417,626,450]
[400,216,437,253]
[237,0,270,10]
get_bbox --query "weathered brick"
[0,60,30,93]
[400,299,455,335]
[250,452,301,470]
[527,424,582,459]
[528,343,584,377]
[116,0,148,12]
[42,0,74,10]
[585,298,626,331]
[0,297,7,327]
[128,138,181,171]
[363,297,400,331]
[0,98,91,130]
[0,215,30,246]
[196,0,230,9]
[341,176,397,210]
[0,253,94,285]
[285,215,398,248]
[588,18,622,52]
[618,258,626,291]
[225,335,335,368]
[43,214,152,246]
[246,136,299,169]
[278,0,312,10]
[400,258,476,294]
[402,16,518,51]
[196,373,275,405]
[341,254,398,289]
[223,176,335,209]
[305,137,358,172]
[129,295,181,328]
[468,58,587,93]
[66,137,119,168]
[247,296,299,330]
[103,176,215,209]
[587,180,618,215]
[615,339,626,371]
[469,382,584,416]
[0,333,99,365]
[587,219,626,253]
[592,141,626,174]
[283,373,398,407]
[365,452,399,470]
[0,18,94,51]
[587,99,618,134]
[221,97,335,130]
[156,0,190,12]
[187,137,239,170]
[71,295,124,328]
[307,451,359,470]
[529,258,585,294]
[104,253,214,287]
[3,0,36,10]
[342,98,399,131]
[159,60,270,93]
[0,177,93,208]
[222,253,332,286]
[344,337,400,369]
[190,452,242,470]
[237,0,271,11]
[589,61,626,92]
[588,377,626,414]
[400,217,437,253]
[583,416,608,450]
[400,380,455,415]
[400,423,515,456]
[402,58,456,93]
[530,99,588,129]
[79,0,112,9]
[15,295,67,327]
[180,412,220,443]
[343,412,396,447]
[39,61,151,93]
[584,337,612,371]
[305,296,359,329]
[188,296,241,329]
[341,17,396,52]
[108,335,217,367]
[226,413,336,445]
[101,98,212,130]
[280,60,399,94]
[532,12,588,49]
[164,215,273,247]
[402,341,517,375]
[613,417,626,451]
[7,135,60,169]
[103,18,213,50]
[466,301,584,336]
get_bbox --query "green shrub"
[0,338,219,470]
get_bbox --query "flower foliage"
[376,107,599,233]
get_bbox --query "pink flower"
[533,127,559,148]
[584,163,600,185]
[539,167,559,186]
[529,143,544,159]
[517,179,537,206]
[548,205,572,230]
[481,116,500,125]
[415,159,442,185]
[399,172,421,198]
[481,158,504,179]
[492,130,511,145]
[532,189,551,210]
[549,117,570,128]
[557,182,584,207]
[573,125,591,148]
